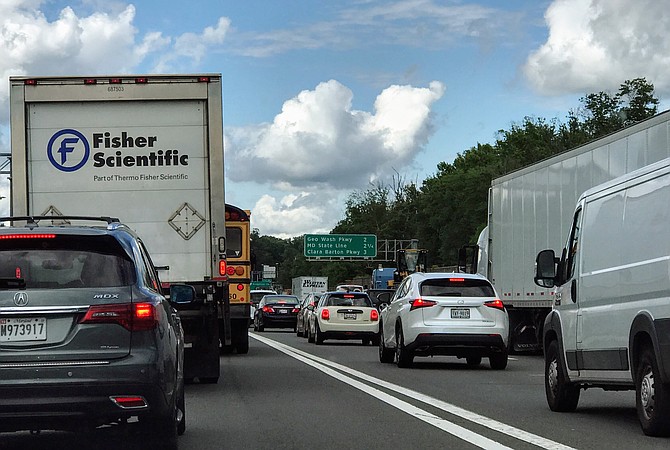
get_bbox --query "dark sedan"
[253,295,300,331]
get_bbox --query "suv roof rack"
[0,216,121,226]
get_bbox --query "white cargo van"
[534,157,670,436]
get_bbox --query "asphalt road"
[2,329,670,449]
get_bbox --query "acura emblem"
[13,292,29,307]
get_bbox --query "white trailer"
[292,276,328,300]
[8,74,242,381]
[481,110,670,351]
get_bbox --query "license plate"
[0,317,47,342]
[451,308,470,319]
[278,309,288,314]
[344,313,357,320]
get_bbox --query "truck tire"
[466,356,482,367]
[235,328,249,354]
[636,346,670,436]
[545,340,579,412]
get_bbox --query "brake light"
[410,298,438,311]
[236,283,244,291]
[0,234,56,240]
[449,278,465,282]
[343,294,354,298]
[80,303,157,331]
[321,309,330,320]
[110,396,148,409]
[370,309,379,321]
[262,305,275,313]
[219,260,227,276]
[485,299,505,311]
[292,307,300,313]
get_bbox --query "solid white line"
[252,333,513,450]
[251,333,576,450]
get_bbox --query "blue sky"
[1,0,669,237]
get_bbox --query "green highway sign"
[304,234,377,258]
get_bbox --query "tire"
[257,319,265,332]
[235,329,249,354]
[253,319,258,332]
[395,325,413,368]
[489,349,508,370]
[636,347,670,436]
[372,332,381,346]
[545,340,580,412]
[362,338,371,346]
[315,323,324,345]
[142,396,178,450]
[307,323,315,343]
[379,327,395,364]
[200,377,219,384]
[177,381,186,436]
[466,356,482,367]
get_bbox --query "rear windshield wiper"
[0,278,27,290]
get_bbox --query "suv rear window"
[326,293,372,307]
[420,278,494,297]
[0,235,136,289]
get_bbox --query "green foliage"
[250,78,661,278]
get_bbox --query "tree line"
[251,78,660,291]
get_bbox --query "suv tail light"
[410,298,437,311]
[485,299,505,310]
[321,309,330,320]
[370,309,379,321]
[80,302,158,331]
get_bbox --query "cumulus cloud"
[226,79,444,237]
[524,0,670,96]
[250,192,344,239]
[0,2,230,121]
[226,80,445,190]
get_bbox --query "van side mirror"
[534,249,557,288]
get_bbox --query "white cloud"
[0,2,231,121]
[226,79,444,190]
[226,79,444,237]
[250,192,343,239]
[524,0,670,96]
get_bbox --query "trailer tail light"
[370,309,379,321]
[410,298,437,311]
[24,79,37,85]
[485,299,505,311]
[84,78,97,85]
[198,76,211,82]
[80,303,157,331]
[321,309,330,320]
[109,78,122,84]
[135,77,148,84]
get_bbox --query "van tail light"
[321,309,330,320]
[370,309,379,321]
[262,305,275,313]
[485,299,505,311]
[80,303,158,331]
[410,298,437,311]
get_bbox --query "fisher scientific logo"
[47,129,90,172]
[46,129,189,173]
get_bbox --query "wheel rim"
[640,365,655,419]
[548,358,559,397]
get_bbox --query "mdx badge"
[13,292,29,307]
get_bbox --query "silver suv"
[0,216,188,448]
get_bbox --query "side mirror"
[170,284,197,304]
[534,249,557,288]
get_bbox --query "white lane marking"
[251,333,576,450]
[252,333,513,450]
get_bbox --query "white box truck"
[465,110,670,352]
[8,74,247,382]
[292,276,328,300]
[534,157,670,436]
